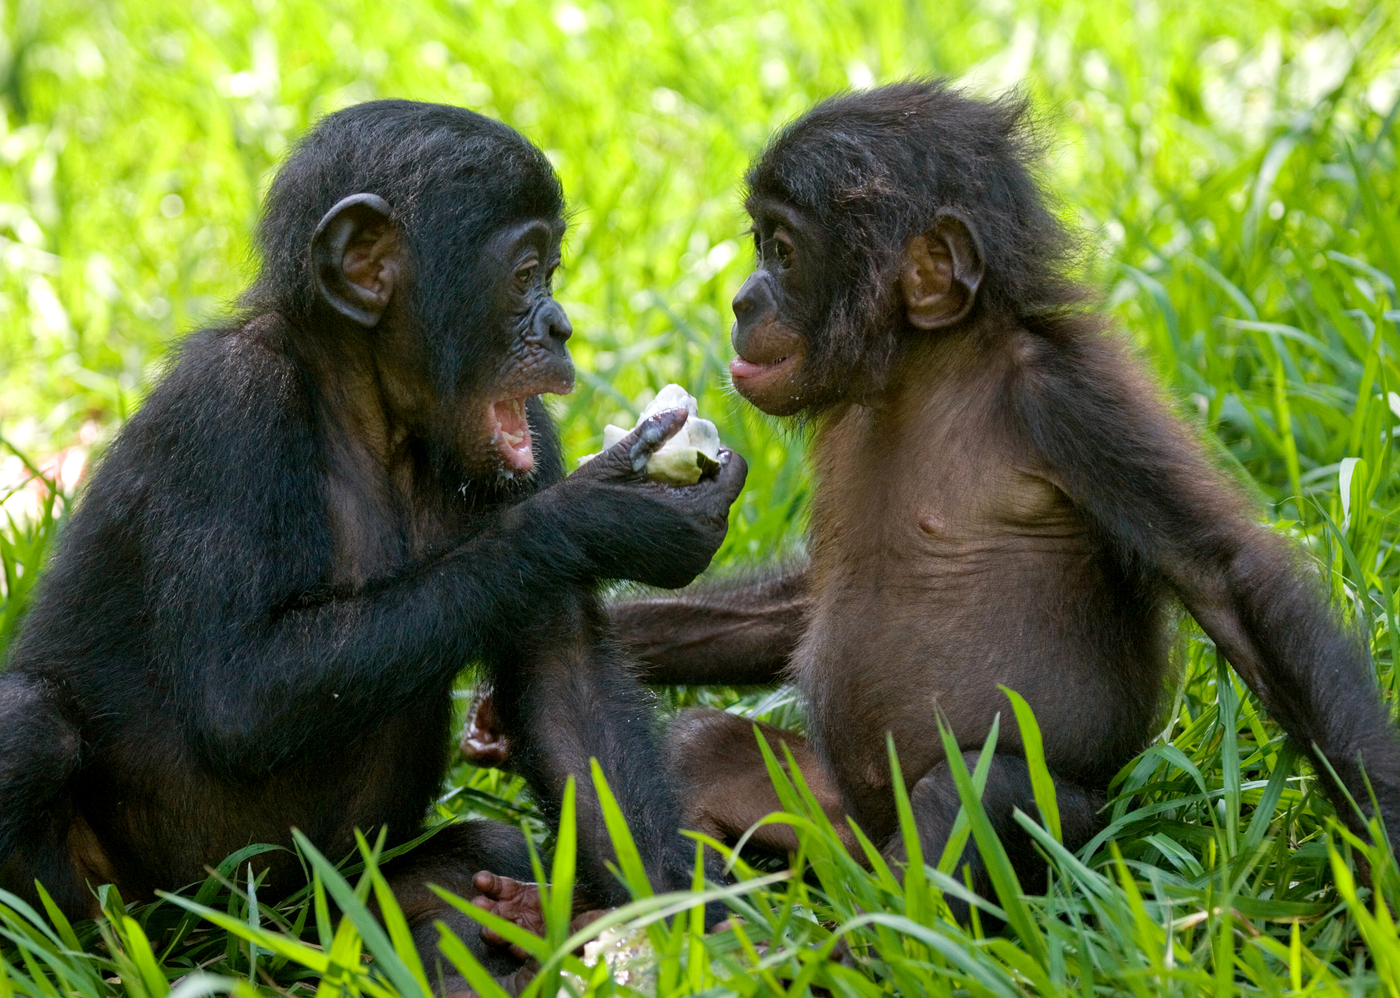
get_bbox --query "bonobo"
[0,99,745,987]
[604,81,1400,902]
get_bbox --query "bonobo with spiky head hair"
[248,100,562,344]
[610,78,1400,919]
[732,80,1083,414]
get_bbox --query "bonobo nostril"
[732,272,775,323]
[539,301,572,346]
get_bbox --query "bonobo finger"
[472,908,535,960]
[673,448,748,514]
[472,869,507,897]
[711,448,748,504]
[569,407,688,481]
[625,407,689,473]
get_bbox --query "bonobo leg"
[459,702,853,856]
[882,752,1103,920]
[0,672,98,919]
[483,591,720,914]
[0,801,109,922]
[379,822,535,994]
[670,708,854,855]
[467,706,848,958]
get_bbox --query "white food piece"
[577,384,722,485]
[562,925,656,991]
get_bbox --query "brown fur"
[609,84,1400,909]
[461,84,1399,930]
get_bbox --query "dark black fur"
[0,100,741,979]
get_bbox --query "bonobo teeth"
[489,396,534,473]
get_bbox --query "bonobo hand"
[528,407,747,589]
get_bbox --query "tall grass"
[3,0,1400,994]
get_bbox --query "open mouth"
[488,397,534,473]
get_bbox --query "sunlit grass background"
[3,0,1400,994]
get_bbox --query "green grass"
[3,0,1400,994]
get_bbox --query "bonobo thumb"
[571,407,689,481]
[709,448,748,506]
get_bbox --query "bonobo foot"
[442,961,538,998]
[472,872,609,958]
[472,872,546,959]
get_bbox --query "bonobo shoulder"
[1007,328,1052,371]
[1002,326,1077,399]
[1005,320,1141,391]
[200,314,304,404]
[94,315,319,516]
[144,317,309,435]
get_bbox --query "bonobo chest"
[322,429,485,586]
[805,346,1078,580]
[794,336,1097,800]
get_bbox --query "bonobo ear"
[898,209,985,330]
[311,193,400,327]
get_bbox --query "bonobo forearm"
[1178,535,1400,832]
[608,567,808,685]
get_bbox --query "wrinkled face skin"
[728,197,831,417]
[474,218,574,475]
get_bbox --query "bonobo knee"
[376,821,536,983]
[381,821,534,899]
[882,752,1038,864]
[668,707,747,760]
[0,674,81,846]
[919,750,1033,825]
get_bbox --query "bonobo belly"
[77,697,451,901]
[794,543,1169,834]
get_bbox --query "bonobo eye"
[513,263,538,292]
[774,230,795,270]
[750,227,761,261]
[545,264,558,291]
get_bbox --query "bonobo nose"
[731,272,776,354]
[536,301,572,354]
[732,272,773,317]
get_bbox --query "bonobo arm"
[608,566,808,685]
[1016,331,1400,845]
[72,334,743,776]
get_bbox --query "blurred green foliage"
[0,0,1394,552]
[4,0,1400,994]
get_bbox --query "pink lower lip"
[729,355,789,380]
[489,398,535,473]
[499,434,533,473]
